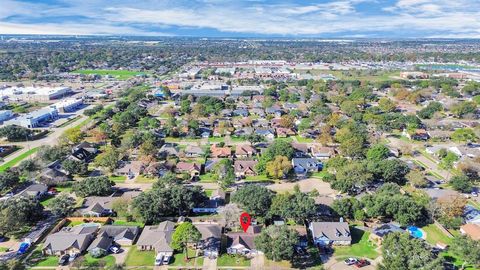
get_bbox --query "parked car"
[162,255,171,265]
[471,192,478,197]
[58,254,70,266]
[16,242,30,255]
[345,258,358,265]
[68,253,78,262]
[109,246,120,254]
[155,255,164,266]
[355,259,370,268]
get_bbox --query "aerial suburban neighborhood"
[0,19,480,270]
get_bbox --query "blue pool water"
[407,226,424,238]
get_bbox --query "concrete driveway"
[202,256,217,270]
[112,246,129,265]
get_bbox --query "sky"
[0,0,480,38]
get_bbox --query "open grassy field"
[0,147,39,172]
[333,227,379,260]
[72,69,147,80]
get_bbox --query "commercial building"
[53,98,83,112]
[0,110,13,122]
[0,86,71,101]
[4,106,58,128]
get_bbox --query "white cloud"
[0,0,479,37]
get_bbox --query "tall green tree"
[232,185,273,217]
[171,222,202,260]
[380,232,444,270]
[254,226,299,261]
[73,176,113,197]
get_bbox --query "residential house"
[311,146,335,160]
[235,144,257,158]
[87,234,113,255]
[234,160,258,178]
[175,162,201,177]
[233,109,249,117]
[43,225,98,256]
[194,223,222,258]
[143,162,173,178]
[234,127,254,137]
[184,145,205,158]
[137,221,175,259]
[291,143,310,158]
[403,129,429,141]
[309,222,352,246]
[96,225,140,246]
[193,189,226,213]
[68,142,98,162]
[254,129,275,140]
[16,183,48,199]
[226,225,262,256]
[292,158,322,178]
[460,224,480,241]
[159,144,180,157]
[40,160,69,184]
[369,223,404,245]
[276,127,296,138]
[115,161,144,179]
[464,205,480,225]
[210,145,231,158]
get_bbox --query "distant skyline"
[1,0,480,38]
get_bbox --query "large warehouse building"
[0,86,72,101]
[4,106,59,128]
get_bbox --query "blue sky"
[1,0,480,38]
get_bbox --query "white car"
[471,192,478,197]
[109,246,120,254]
[344,258,358,265]
[155,254,164,266]
[68,253,78,262]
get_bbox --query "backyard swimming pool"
[407,226,424,239]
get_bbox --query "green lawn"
[244,174,271,182]
[293,135,315,143]
[170,249,203,267]
[216,254,251,267]
[27,247,59,267]
[204,189,214,197]
[112,220,145,227]
[421,224,453,246]
[72,69,147,80]
[40,195,56,207]
[0,147,39,172]
[83,253,116,267]
[109,175,127,183]
[73,117,92,130]
[0,247,9,252]
[333,228,379,260]
[199,173,216,183]
[135,175,156,183]
[125,246,155,266]
[442,251,476,270]
[311,171,329,179]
